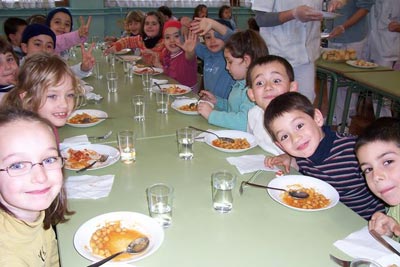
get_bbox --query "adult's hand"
[292,5,323,22]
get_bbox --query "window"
[0,0,69,8]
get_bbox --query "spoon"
[188,126,235,143]
[240,181,309,199]
[87,237,150,267]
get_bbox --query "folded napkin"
[85,92,103,101]
[152,78,168,85]
[334,226,400,260]
[226,154,280,174]
[65,174,115,199]
[59,135,90,151]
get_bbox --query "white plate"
[321,11,341,19]
[346,60,378,69]
[115,48,131,55]
[61,144,120,171]
[67,109,108,128]
[132,66,163,75]
[152,84,192,96]
[118,55,141,62]
[74,211,164,264]
[204,130,257,153]
[267,175,339,211]
[171,98,199,115]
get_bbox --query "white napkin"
[226,154,281,174]
[86,92,103,101]
[334,226,400,260]
[65,174,115,199]
[82,84,94,94]
[152,78,168,85]
[59,135,90,151]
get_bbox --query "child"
[153,20,198,91]
[264,92,385,220]
[246,55,298,155]
[104,10,144,43]
[0,108,72,265]
[197,29,268,131]
[190,17,235,99]
[0,37,19,101]
[105,11,165,66]
[2,52,83,143]
[45,8,91,59]
[3,17,27,60]
[193,4,208,19]
[218,5,236,31]
[20,23,95,79]
[355,117,400,236]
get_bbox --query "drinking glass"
[141,73,153,91]
[117,130,136,164]
[176,127,195,160]
[211,170,236,213]
[132,95,145,121]
[106,72,118,93]
[147,183,174,228]
[156,91,169,114]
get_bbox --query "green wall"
[0,0,253,38]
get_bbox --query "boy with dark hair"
[264,92,385,220]
[3,17,27,59]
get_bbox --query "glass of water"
[176,127,195,160]
[146,183,174,228]
[211,170,236,213]
[156,91,169,113]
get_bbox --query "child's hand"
[198,90,216,104]
[103,46,115,55]
[265,153,292,173]
[78,16,92,38]
[80,43,95,72]
[177,30,197,55]
[190,17,212,35]
[369,212,400,237]
[197,101,213,119]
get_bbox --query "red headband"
[163,20,182,34]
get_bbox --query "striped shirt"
[296,127,385,220]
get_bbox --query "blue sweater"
[195,30,235,99]
[208,79,255,131]
[296,126,385,220]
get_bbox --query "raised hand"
[80,43,95,72]
[78,16,92,38]
[177,30,197,55]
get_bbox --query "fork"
[88,130,112,140]
[239,170,263,195]
[329,254,351,267]
[76,154,109,173]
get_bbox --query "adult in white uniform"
[251,0,345,103]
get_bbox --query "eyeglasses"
[0,156,64,177]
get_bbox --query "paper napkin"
[152,78,168,85]
[334,226,400,260]
[59,135,90,151]
[226,154,280,174]
[65,174,115,199]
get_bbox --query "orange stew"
[212,138,250,150]
[282,186,330,209]
[90,221,147,261]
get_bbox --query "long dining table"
[56,51,366,266]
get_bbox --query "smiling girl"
[105,11,165,66]
[2,52,83,143]
[0,108,72,266]
[0,37,18,101]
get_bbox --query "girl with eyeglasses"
[0,108,72,266]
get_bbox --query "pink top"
[55,30,87,55]
[163,50,198,92]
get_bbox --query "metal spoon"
[240,181,309,199]
[87,237,150,267]
[188,126,235,143]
